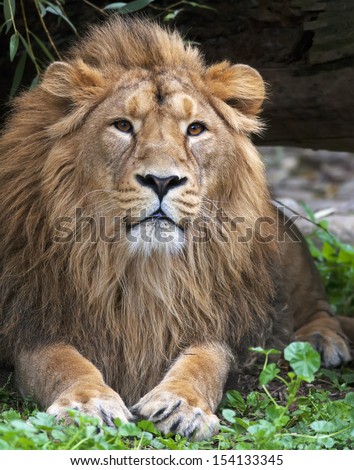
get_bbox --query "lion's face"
[47,61,266,257]
[79,70,239,254]
[40,29,266,257]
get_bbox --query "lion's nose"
[136,174,187,201]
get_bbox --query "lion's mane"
[0,18,280,404]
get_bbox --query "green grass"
[0,220,353,450]
[0,342,353,450]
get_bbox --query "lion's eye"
[114,119,133,133]
[187,122,206,137]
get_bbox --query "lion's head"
[0,18,278,402]
[37,19,270,255]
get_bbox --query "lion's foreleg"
[131,343,232,440]
[15,344,131,425]
[294,311,352,367]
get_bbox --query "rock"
[274,198,354,244]
[337,180,354,200]
[325,215,354,244]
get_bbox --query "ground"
[262,147,354,244]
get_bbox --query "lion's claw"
[295,329,351,368]
[131,390,219,441]
[47,385,132,426]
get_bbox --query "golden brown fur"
[0,18,352,439]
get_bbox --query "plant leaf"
[0,19,12,35]
[30,75,39,89]
[9,31,19,61]
[310,420,336,433]
[104,2,127,8]
[184,1,216,10]
[284,342,320,382]
[249,346,281,356]
[226,390,246,412]
[37,1,47,16]
[222,408,236,424]
[3,0,16,33]
[29,31,55,62]
[137,420,160,435]
[116,421,141,437]
[344,391,354,405]
[342,373,354,385]
[18,33,37,64]
[104,0,155,13]
[248,420,276,438]
[10,53,26,97]
[45,4,77,34]
[163,11,180,21]
[259,363,280,386]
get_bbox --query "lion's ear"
[39,60,106,137]
[205,62,265,116]
[41,60,105,104]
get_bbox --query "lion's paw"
[47,384,132,426]
[295,327,351,368]
[131,389,219,441]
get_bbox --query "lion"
[0,18,352,441]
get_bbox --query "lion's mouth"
[126,210,180,230]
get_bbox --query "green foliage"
[217,344,353,450]
[0,342,353,450]
[0,0,212,96]
[284,342,321,383]
[104,0,156,13]
[304,206,354,315]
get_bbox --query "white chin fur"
[127,219,185,256]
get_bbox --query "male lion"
[0,18,352,440]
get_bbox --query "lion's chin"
[127,219,185,256]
